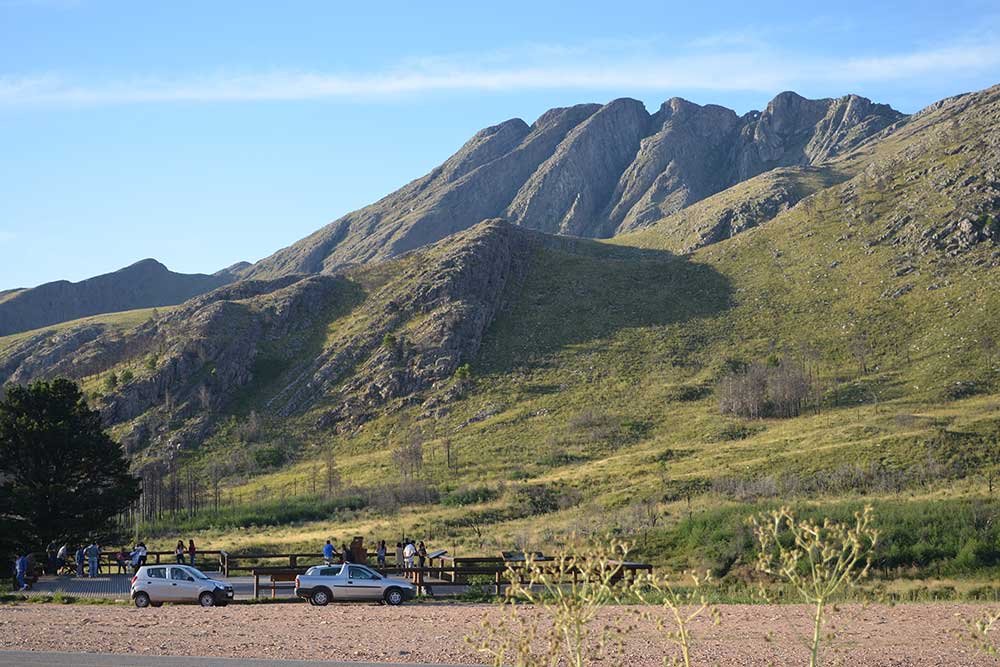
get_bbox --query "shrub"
[443,484,500,507]
[251,445,286,469]
[718,357,812,419]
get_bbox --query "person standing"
[46,541,58,575]
[115,548,128,573]
[394,542,404,569]
[14,552,27,590]
[187,539,196,567]
[376,540,387,568]
[403,540,416,569]
[175,540,186,564]
[322,540,334,565]
[417,541,428,569]
[56,544,69,573]
[130,544,143,572]
[85,542,99,578]
[340,543,353,564]
[75,545,85,578]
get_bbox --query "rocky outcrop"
[505,98,652,236]
[0,258,237,336]
[274,219,535,429]
[0,219,538,455]
[244,91,903,278]
[619,166,844,252]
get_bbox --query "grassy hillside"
[0,306,173,357]
[9,87,999,583]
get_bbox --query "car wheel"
[133,592,151,609]
[198,592,215,607]
[384,588,404,606]
[311,589,330,606]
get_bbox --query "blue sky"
[2,1,999,290]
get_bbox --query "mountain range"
[1,83,999,564]
[0,90,903,338]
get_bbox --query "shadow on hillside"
[476,236,733,373]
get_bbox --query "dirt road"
[0,601,995,665]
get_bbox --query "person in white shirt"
[402,541,417,569]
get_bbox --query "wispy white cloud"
[0,39,997,107]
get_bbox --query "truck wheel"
[311,589,330,606]
[133,592,151,608]
[384,588,404,606]
[198,592,215,607]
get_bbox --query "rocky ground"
[0,601,995,665]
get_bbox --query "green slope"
[8,86,1000,581]
[176,86,1000,576]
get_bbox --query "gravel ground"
[0,601,995,665]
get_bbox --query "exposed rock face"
[245,92,904,279]
[271,220,536,430]
[0,259,237,336]
[618,166,844,252]
[505,98,652,236]
[245,106,599,278]
[0,219,537,454]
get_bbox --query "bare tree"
[392,430,424,479]
[768,358,811,418]
[207,462,224,513]
[443,438,456,472]
[323,449,341,497]
[849,333,873,376]
[982,335,998,369]
[197,384,211,411]
[718,362,768,419]
[237,411,262,443]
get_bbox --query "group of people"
[174,539,197,565]
[320,538,429,569]
[399,540,429,569]
[11,540,176,586]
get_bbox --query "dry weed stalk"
[750,505,878,667]
[961,609,1000,659]
[631,570,719,667]
[466,540,632,667]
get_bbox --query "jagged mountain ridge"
[0,259,240,336]
[244,91,903,279]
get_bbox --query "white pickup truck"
[294,563,416,606]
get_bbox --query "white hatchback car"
[130,564,234,608]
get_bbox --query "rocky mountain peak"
[215,90,905,280]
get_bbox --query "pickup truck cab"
[295,563,416,606]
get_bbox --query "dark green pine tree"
[0,378,141,554]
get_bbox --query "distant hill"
[0,259,238,336]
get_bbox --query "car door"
[344,565,383,601]
[142,566,170,601]
[167,566,198,602]
[323,566,351,600]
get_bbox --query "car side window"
[321,567,341,576]
[349,566,376,580]
[147,567,166,579]
[170,567,193,581]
